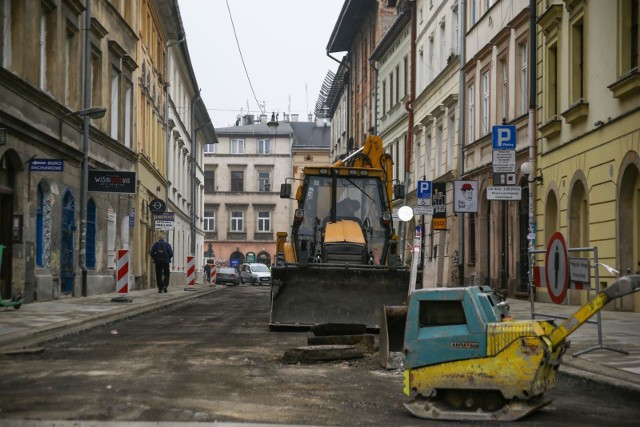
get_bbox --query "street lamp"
[521,161,543,185]
[59,107,107,140]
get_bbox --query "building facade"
[534,0,640,311]
[204,115,330,268]
[0,0,215,302]
[462,0,532,295]
[0,0,138,301]
[411,0,462,288]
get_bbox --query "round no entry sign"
[545,232,569,304]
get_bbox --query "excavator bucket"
[269,263,411,330]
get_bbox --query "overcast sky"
[178,0,345,129]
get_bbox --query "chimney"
[291,113,299,122]
[243,114,255,125]
[308,113,313,122]
[259,114,267,124]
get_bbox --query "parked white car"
[239,263,271,285]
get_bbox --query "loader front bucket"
[269,263,411,330]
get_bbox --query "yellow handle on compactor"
[548,275,640,349]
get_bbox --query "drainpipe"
[528,0,538,303]
[190,91,202,256]
[369,59,379,135]
[457,0,467,287]
[79,0,92,297]
[402,0,416,264]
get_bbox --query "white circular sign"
[398,206,414,222]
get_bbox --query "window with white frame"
[519,42,528,115]
[452,6,459,55]
[258,139,271,154]
[204,143,216,153]
[230,138,245,154]
[470,0,477,26]
[570,15,585,104]
[467,84,475,144]
[230,211,244,232]
[39,4,54,92]
[425,129,432,179]
[428,35,435,83]
[389,72,394,109]
[439,22,446,71]
[382,80,387,114]
[435,123,443,177]
[124,80,132,148]
[395,65,400,105]
[258,171,270,192]
[257,211,271,232]
[110,68,120,139]
[204,206,215,232]
[499,57,508,122]
[447,112,455,170]
[481,70,489,135]
[418,47,424,92]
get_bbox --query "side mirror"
[280,183,291,199]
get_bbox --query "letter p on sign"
[492,125,516,150]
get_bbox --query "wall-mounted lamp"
[521,161,543,185]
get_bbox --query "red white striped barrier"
[116,249,129,294]
[185,255,196,291]
[210,264,217,285]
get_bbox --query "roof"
[326,0,377,54]
[215,121,294,137]
[215,120,330,151]
[290,122,331,150]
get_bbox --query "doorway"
[61,191,75,294]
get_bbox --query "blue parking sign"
[418,180,432,198]
[492,125,516,150]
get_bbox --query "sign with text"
[487,186,522,201]
[30,159,64,172]
[417,181,432,206]
[492,150,516,173]
[413,205,433,215]
[492,125,517,150]
[569,257,590,283]
[432,182,447,230]
[88,170,136,193]
[154,212,175,230]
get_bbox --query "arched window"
[36,183,52,267]
[86,199,96,268]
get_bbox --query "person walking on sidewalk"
[151,236,173,293]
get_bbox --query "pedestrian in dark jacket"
[150,236,174,293]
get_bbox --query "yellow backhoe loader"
[270,135,417,330]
